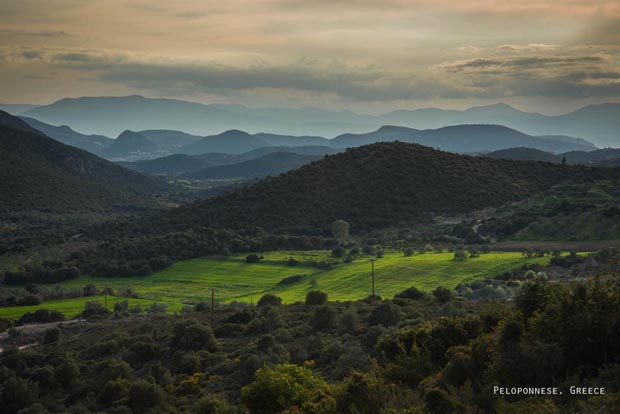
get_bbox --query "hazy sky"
[1,0,619,114]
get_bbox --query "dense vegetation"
[0,124,163,214]
[139,142,616,234]
[1,270,618,413]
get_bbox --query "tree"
[0,377,38,414]
[453,250,467,261]
[172,319,217,351]
[468,247,480,258]
[257,294,282,307]
[395,286,425,300]
[433,286,452,304]
[403,247,414,257]
[368,302,401,327]
[83,284,98,296]
[311,305,338,331]
[332,246,346,258]
[128,380,163,413]
[246,254,261,263]
[241,363,331,414]
[331,219,350,244]
[305,290,328,306]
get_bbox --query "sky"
[0,0,619,114]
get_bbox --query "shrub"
[128,380,163,413]
[368,302,401,327]
[395,286,425,300]
[257,294,282,307]
[305,290,328,306]
[433,287,452,304]
[241,363,331,414]
[246,254,261,263]
[172,320,218,351]
[277,275,304,286]
[311,305,338,331]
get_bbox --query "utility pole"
[370,259,376,299]
[210,288,215,330]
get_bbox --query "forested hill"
[0,124,164,214]
[144,141,615,233]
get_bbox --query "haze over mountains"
[16,112,598,162]
[5,95,619,147]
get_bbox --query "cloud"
[436,48,620,98]
[440,55,607,73]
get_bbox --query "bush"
[82,301,109,319]
[368,302,401,327]
[257,294,282,307]
[0,377,38,413]
[310,305,338,331]
[395,286,425,300]
[128,380,163,413]
[241,363,331,414]
[246,254,261,263]
[172,320,218,351]
[305,290,328,306]
[432,287,452,304]
[332,246,346,258]
[277,275,304,286]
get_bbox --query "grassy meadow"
[0,250,550,319]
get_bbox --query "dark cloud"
[442,55,606,73]
[21,50,44,59]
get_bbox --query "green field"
[0,296,179,320]
[0,250,551,319]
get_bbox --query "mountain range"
[17,114,595,163]
[8,95,620,147]
[120,146,339,176]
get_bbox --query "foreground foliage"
[1,275,618,413]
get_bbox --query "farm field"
[0,250,551,319]
[0,296,177,320]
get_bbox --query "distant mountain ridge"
[20,95,620,147]
[20,116,114,155]
[182,152,323,180]
[486,147,620,166]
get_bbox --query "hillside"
[179,130,267,155]
[485,147,561,162]
[150,142,611,233]
[183,152,323,179]
[20,116,113,154]
[241,145,341,158]
[486,147,620,166]
[0,122,162,214]
[137,129,203,150]
[102,130,165,160]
